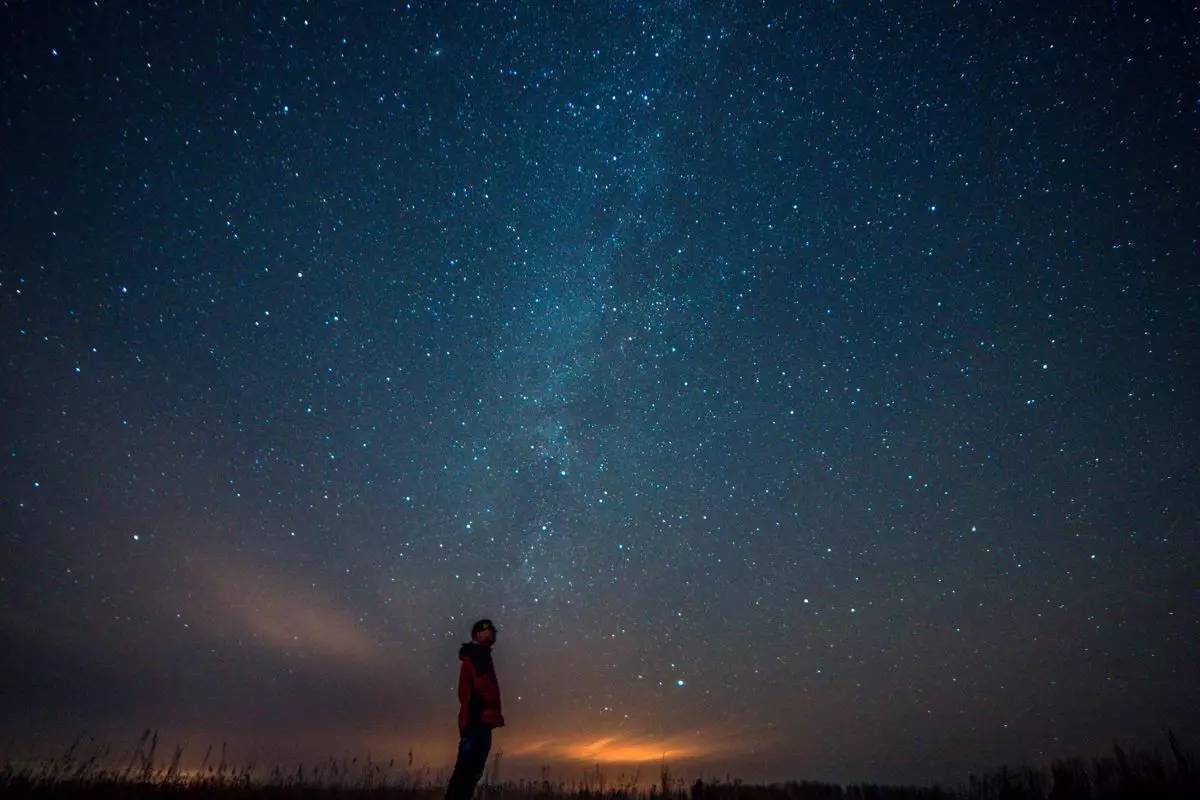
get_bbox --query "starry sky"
[1,0,1197,789]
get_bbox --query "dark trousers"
[445,724,492,800]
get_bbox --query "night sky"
[2,0,1197,789]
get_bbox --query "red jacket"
[457,642,505,733]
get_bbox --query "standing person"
[445,618,505,800]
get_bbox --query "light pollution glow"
[512,733,725,763]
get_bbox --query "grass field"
[0,728,1193,799]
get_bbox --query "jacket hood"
[459,640,489,657]
[459,640,495,674]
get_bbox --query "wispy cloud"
[190,553,379,664]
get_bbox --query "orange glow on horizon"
[506,730,739,765]
[566,736,703,762]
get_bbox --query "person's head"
[471,618,497,646]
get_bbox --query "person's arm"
[457,659,473,734]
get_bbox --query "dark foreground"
[1,730,1194,800]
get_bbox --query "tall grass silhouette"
[0,728,1193,799]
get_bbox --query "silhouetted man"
[445,618,505,800]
